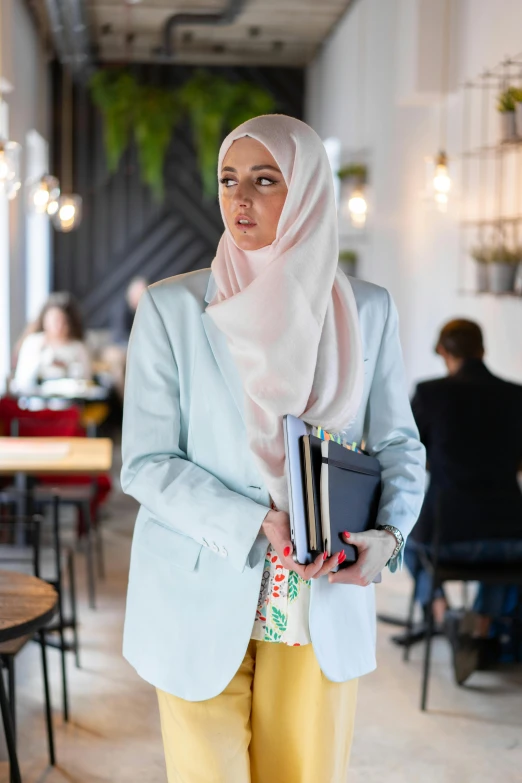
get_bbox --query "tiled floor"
[1,479,521,782]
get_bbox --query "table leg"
[83,499,96,610]
[39,630,56,766]
[14,473,35,546]
[14,473,28,547]
[0,660,22,783]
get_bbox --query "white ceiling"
[86,0,354,66]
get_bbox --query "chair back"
[0,505,42,578]
[0,400,84,437]
[0,494,65,588]
[0,396,21,436]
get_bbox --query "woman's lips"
[235,215,257,228]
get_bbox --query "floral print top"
[251,544,312,646]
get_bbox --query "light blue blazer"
[121,269,426,701]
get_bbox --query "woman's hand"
[328,529,397,586]
[261,510,339,580]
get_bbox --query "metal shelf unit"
[459,54,522,297]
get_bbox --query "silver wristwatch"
[377,524,404,562]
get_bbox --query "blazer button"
[202,538,209,548]
[211,542,219,553]
[220,546,228,558]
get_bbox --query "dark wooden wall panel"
[52,63,304,328]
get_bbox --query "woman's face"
[43,307,69,341]
[220,137,288,251]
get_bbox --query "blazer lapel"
[201,310,245,425]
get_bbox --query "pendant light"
[347,188,368,228]
[52,66,82,232]
[0,2,21,201]
[27,51,60,214]
[345,4,368,229]
[432,0,452,212]
[28,173,60,213]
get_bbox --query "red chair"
[0,398,112,607]
[0,397,82,437]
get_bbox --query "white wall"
[25,130,51,322]
[307,0,522,389]
[3,0,50,361]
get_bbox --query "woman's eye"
[257,177,276,186]
[219,178,236,187]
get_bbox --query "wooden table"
[0,437,113,475]
[0,437,113,608]
[0,571,58,783]
[0,571,58,644]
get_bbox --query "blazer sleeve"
[363,291,426,556]
[120,288,270,573]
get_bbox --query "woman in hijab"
[121,115,425,782]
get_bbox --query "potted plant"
[337,163,367,186]
[488,245,520,293]
[514,92,522,138]
[497,87,522,142]
[338,249,358,277]
[470,246,490,292]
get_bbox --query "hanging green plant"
[178,71,237,200]
[89,68,276,201]
[90,70,138,172]
[179,71,276,199]
[134,87,180,200]
[227,81,277,130]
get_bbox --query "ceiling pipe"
[44,0,95,79]
[162,0,248,59]
[44,0,71,65]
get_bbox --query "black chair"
[0,494,80,722]
[8,417,103,609]
[411,496,522,711]
[32,482,99,609]
[0,514,56,775]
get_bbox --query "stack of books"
[283,414,382,569]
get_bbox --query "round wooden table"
[0,571,57,783]
[0,571,57,644]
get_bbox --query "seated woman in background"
[14,292,92,392]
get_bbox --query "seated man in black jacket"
[404,319,522,683]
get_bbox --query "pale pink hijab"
[207,115,364,512]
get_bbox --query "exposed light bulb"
[0,156,9,181]
[34,189,49,207]
[348,188,368,228]
[51,193,82,232]
[433,151,451,212]
[59,203,76,222]
[28,174,60,213]
[0,139,21,199]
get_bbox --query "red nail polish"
[344,531,351,538]
[323,551,328,560]
[338,551,346,564]
[283,546,291,557]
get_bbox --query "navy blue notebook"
[320,439,382,567]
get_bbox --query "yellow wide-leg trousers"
[157,640,358,783]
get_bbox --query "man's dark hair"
[435,319,484,360]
